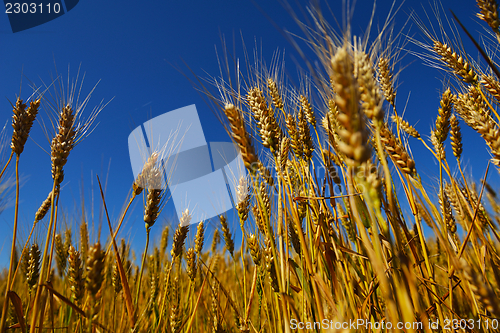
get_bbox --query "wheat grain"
[194,221,205,255]
[267,78,284,110]
[377,57,396,107]
[186,248,197,282]
[247,87,280,153]
[160,225,170,255]
[439,192,457,234]
[55,233,68,277]
[85,243,105,297]
[51,105,77,185]
[331,46,371,167]
[286,113,303,159]
[236,177,251,225]
[80,221,89,266]
[224,103,259,171]
[26,243,40,292]
[455,87,500,166]
[380,124,416,174]
[68,245,84,302]
[10,98,40,155]
[433,41,478,84]
[170,276,181,333]
[297,107,314,161]
[171,222,189,259]
[276,136,290,172]
[133,152,159,195]
[247,234,261,266]
[144,167,163,229]
[431,130,446,160]
[477,0,500,31]
[220,215,234,256]
[480,75,500,102]
[449,114,463,159]
[35,186,60,222]
[435,88,453,144]
[356,50,384,122]
[300,95,316,127]
[391,115,420,138]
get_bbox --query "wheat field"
[1,1,500,332]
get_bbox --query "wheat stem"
[105,193,136,256]
[0,151,13,183]
[135,228,150,308]
[29,179,58,333]
[0,154,20,332]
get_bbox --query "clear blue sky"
[0,0,497,267]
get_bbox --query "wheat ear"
[68,245,84,304]
[331,46,371,167]
[433,41,478,84]
[477,0,500,32]
[391,116,420,138]
[224,103,259,171]
[380,124,416,175]
[220,215,235,257]
[378,57,396,107]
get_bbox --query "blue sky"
[0,0,497,267]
